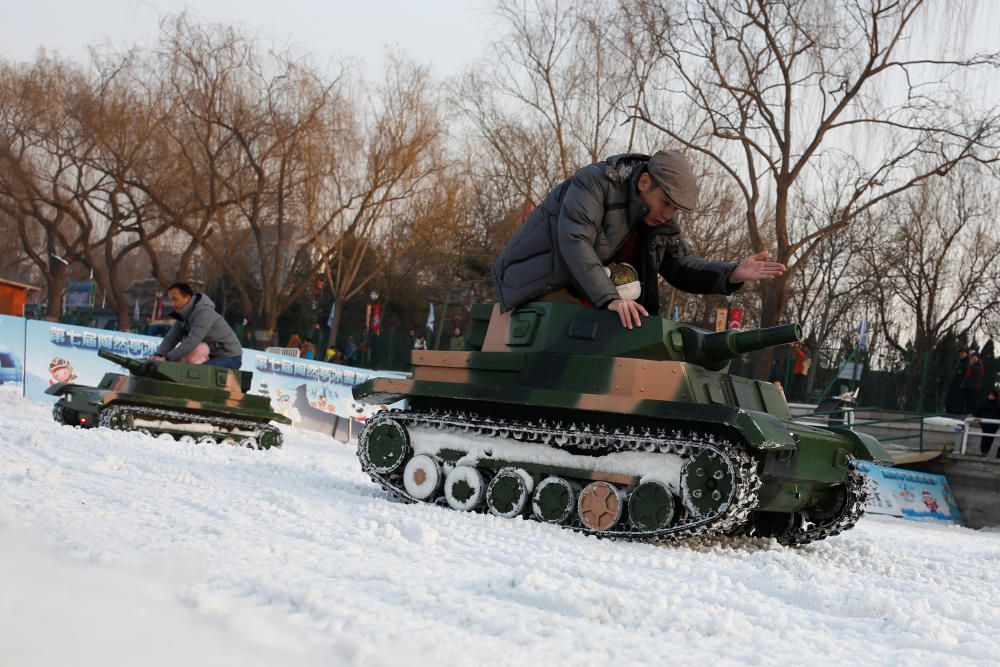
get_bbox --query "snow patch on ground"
[1,391,998,666]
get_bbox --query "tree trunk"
[752,275,791,379]
[44,262,67,321]
[326,301,345,353]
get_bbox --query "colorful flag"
[859,316,868,350]
[426,303,435,333]
[715,307,727,332]
[326,301,336,328]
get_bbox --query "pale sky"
[1,0,494,79]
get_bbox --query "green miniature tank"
[353,302,890,545]
[46,349,290,449]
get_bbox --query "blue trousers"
[205,355,242,369]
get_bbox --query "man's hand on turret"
[730,251,786,283]
[607,299,648,329]
[149,355,165,361]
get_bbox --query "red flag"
[728,307,744,330]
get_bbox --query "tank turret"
[47,349,289,449]
[352,301,889,546]
[98,349,174,381]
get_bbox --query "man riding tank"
[151,282,243,369]
[492,150,786,328]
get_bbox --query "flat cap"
[648,150,699,212]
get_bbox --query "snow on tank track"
[358,409,763,542]
[96,404,283,449]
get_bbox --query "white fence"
[958,417,1000,456]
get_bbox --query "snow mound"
[1,392,998,666]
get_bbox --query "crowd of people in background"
[945,348,999,458]
[278,321,467,371]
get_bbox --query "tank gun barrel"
[98,348,172,380]
[682,324,802,371]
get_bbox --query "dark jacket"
[975,395,1000,421]
[492,153,740,314]
[962,360,985,390]
[155,293,243,361]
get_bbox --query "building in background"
[0,278,38,317]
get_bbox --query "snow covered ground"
[2,386,999,666]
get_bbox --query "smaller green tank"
[46,349,290,449]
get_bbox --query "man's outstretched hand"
[730,251,786,283]
[607,299,648,329]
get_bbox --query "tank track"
[359,409,763,543]
[52,398,69,424]
[775,466,868,546]
[98,404,282,449]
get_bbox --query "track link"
[776,466,868,546]
[359,409,762,543]
[98,404,282,449]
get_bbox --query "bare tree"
[320,57,444,345]
[625,0,1000,375]
[786,220,871,398]
[865,168,1000,356]
[0,57,94,320]
[860,165,1000,407]
[456,0,645,210]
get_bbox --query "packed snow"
[1,386,998,666]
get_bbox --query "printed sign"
[23,320,159,402]
[0,314,26,390]
[244,348,405,440]
[855,460,963,525]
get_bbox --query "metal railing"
[958,417,1000,456]
[792,405,951,452]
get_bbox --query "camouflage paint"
[46,349,291,426]
[354,301,891,517]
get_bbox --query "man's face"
[167,288,191,312]
[638,173,680,227]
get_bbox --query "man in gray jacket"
[492,151,785,328]
[152,282,244,369]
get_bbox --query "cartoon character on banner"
[335,396,388,422]
[48,358,77,385]
[921,490,940,515]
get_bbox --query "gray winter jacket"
[492,153,741,314]
[155,293,243,361]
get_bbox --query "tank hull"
[47,362,289,449]
[353,302,891,545]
